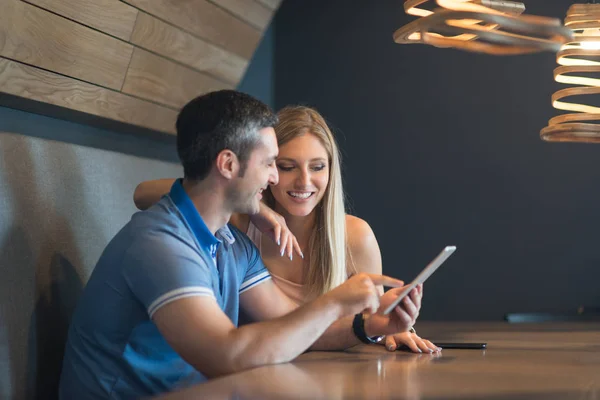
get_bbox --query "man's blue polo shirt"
[59,179,271,399]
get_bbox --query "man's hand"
[249,203,303,259]
[322,273,404,317]
[364,284,423,337]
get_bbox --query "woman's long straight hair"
[264,106,355,299]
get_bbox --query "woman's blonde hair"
[264,106,355,299]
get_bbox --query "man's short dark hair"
[176,90,278,180]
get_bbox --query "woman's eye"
[312,165,326,171]
[277,165,294,172]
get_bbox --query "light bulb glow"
[580,41,600,50]
[541,4,600,142]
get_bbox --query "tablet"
[382,246,456,315]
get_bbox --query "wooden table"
[155,322,600,399]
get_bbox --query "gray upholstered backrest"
[0,107,182,399]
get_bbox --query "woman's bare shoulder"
[345,215,382,276]
[346,214,376,246]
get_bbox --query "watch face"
[371,335,384,344]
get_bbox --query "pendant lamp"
[541,3,600,142]
[394,1,573,55]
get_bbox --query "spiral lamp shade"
[394,0,572,55]
[541,4,600,142]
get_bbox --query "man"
[59,91,421,398]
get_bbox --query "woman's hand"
[383,331,441,353]
[364,284,422,336]
[364,283,440,356]
[249,203,303,260]
[372,284,440,353]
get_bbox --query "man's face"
[228,127,279,214]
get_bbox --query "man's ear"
[215,149,240,180]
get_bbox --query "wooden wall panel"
[255,0,282,11]
[0,0,133,90]
[208,0,272,30]
[122,48,232,109]
[122,0,262,59]
[0,0,281,135]
[23,0,139,41]
[0,57,177,134]
[130,12,247,85]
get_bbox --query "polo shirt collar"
[169,179,235,247]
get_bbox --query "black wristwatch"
[352,313,384,344]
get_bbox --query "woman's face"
[270,133,330,217]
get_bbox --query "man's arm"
[240,277,420,351]
[153,294,339,378]
[240,280,359,350]
[153,273,401,378]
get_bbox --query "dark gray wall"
[239,23,275,108]
[274,0,600,321]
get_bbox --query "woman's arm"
[133,179,301,257]
[133,179,176,210]
[133,179,251,231]
[345,215,440,354]
[346,215,383,293]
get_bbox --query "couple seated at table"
[59,90,439,399]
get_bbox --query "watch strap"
[352,313,384,344]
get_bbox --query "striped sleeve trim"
[239,271,271,294]
[148,287,215,318]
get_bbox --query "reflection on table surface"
[154,322,600,400]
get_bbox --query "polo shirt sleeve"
[122,232,216,318]
[238,235,271,294]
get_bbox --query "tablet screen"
[382,246,456,315]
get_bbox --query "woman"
[134,106,440,354]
